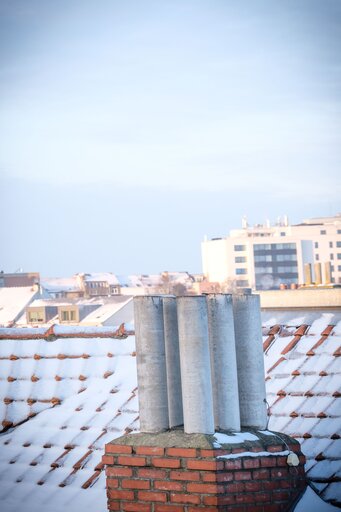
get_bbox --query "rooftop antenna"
[242,215,248,229]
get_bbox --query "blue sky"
[1,0,340,276]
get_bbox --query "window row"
[255,266,298,274]
[254,254,296,262]
[254,243,296,251]
[316,241,341,248]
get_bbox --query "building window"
[255,267,273,274]
[280,232,286,236]
[331,266,334,272]
[338,229,341,234]
[277,266,298,273]
[315,242,319,248]
[331,254,334,260]
[234,245,246,251]
[316,254,319,261]
[337,241,341,248]
[338,254,341,260]
[275,254,296,261]
[320,230,326,235]
[236,268,247,275]
[338,265,341,271]
[61,310,76,322]
[235,256,246,263]
[28,311,44,323]
[329,241,333,248]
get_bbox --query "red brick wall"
[103,438,306,511]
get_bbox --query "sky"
[1,0,340,277]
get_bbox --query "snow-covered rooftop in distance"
[40,277,80,293]
[83,273,119,285]
[79,297,133,325]
[0,287,38,327]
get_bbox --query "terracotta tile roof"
[265,314,341,507]
[0,326,139,512]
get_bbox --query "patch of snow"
[213,431,259,446]
[218,450,289,459]
[294,486,339,511]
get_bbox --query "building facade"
[202,214,341,290]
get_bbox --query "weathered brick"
[202,495,218,506]
[188,508,217,512]
[107,478,119,488]
[231,447,245,454]
[260,456,278,467]
[122,479,150,489]
[199,449,216,457]
[267,444,284,453]
[216,494,236,505]
[121,503,151,512]
[234,470,252,481]
[225,482,245,493]
[254,492,271,503]
[137,468,167,479]
[202,472,218,482]
[166,448,197,458]
[273,490,290,501]
[170,493,201,504]
[216,472,233,483]
[106,444,132,454]
[271,468,288,479]
[108,489,134,501]
[235,493,257,504]
[138,491,167,503]
[155,505,185,512]
[187,460,219,471]
[135,446,164,456]
[186,482,220,494]
[106,466,133,477]
[263,480,280,490]
[118,456,146,466]
[223,459,242,470]
[108,501,120,511]
[102,455,115,465]
[244,481,262,492]
[155,480,184,491]
[170,470,200,481]
[253,469,270,480]
[243,458,260,469]
[153,458,181,469]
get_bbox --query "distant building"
[0,271,40,288]
[202,214,341,290]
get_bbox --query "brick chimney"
[103,294,306,511]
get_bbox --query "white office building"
[202,214,341,290]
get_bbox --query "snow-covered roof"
[0,287,39,327]
[264,312,341,507]
[0,327,138,512]
[40,277,81,293]
[80,297,133,325]
[83,273,119,285]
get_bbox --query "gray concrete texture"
[233,294,268,429]
[162,296,183,428]
[206,294,241,431]
[134,293,267,435]
[133,296,169,432]
[177,296,215,434]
